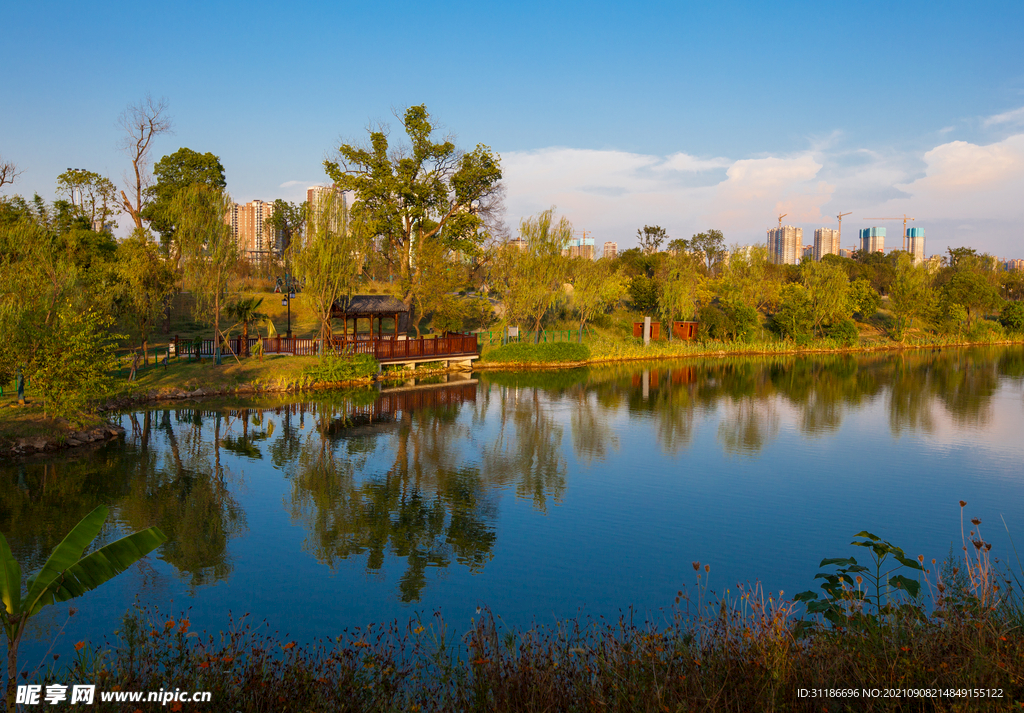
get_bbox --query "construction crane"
[865,214,915,251]
[836,211,852,247]
[777,213,788,230]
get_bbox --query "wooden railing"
[174,334,479,362]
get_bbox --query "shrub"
[484,341,590,364]
[769,284,814,342]
[1000,301,1024,334]
[627,275,661,314]
[967,318,1005,343]
[302,354,378,382]
[825,318,859,347]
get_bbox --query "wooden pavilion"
[330,295,410,343]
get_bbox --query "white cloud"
[982,106,1024,127]
[500,133,1024,256]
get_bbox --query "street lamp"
[281,272,295,339]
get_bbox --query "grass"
[483,341,590,364]
[25,505,1024,711]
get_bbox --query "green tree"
[1,505,166,713]
[569,258,628,342]
[939,270,1002,329]
[627,275,661,315]
[848,278,881,318]
[265,199,307,254]
[889,253,936,342]
[658,251,707,338]
[636,225,667,254]
[324,105,502,308]
[408,236,465,337]
[224,297,269,356]
[717,245,782,313]
[55,169,120,232]
[143,148,226,262]
[491,210,569,342]
[114,229,176,363]
[1000,301,1024,334]
[688,228,726,275]
[802,260,851,335]
[771,283,814,341]
[294,190,364,347]
[174,184,237,364]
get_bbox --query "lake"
[5,345,1024,664]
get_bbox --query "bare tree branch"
[0,156,21,190]
[118,94,173,229]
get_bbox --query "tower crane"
[777,213,788,230]
[865,214,915,251]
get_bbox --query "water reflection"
[1,346,1021,612]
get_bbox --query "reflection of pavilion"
[325,378,478,438]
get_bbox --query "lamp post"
[281,272,295,339]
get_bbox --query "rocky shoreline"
[2,422,126,458]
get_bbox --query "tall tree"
[55,168,120,232]
[113,229,175,363]
[636,225,667,254]
[491,209,570,342]
[118,95,172,229]
[293,191,364,346]
[174,184,237,364]
[688,229,726,275]
[801,260,852,335]
[570,258,628,342]
[324,105,503,308]
[144,148,227,260]
[658,250,708,338]
[265,199,308,255]
[889,253,935,342]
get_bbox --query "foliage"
[1000,301,1024,334]
[26,310,122,419]
[825,318,859,347]
[1,505,165,712]
[431,297,465,333]
[55,168,119,232]
[698,298,758,342]
[264,199,307,254]
[627,275,661,314]
[770,283,814,343]
[112,228,175,361]
[409,232,466,337]
[687,228,726,275]
[716,245,782,312]
[569,259,628,342]
[940,270,1003,329]
[801,260,851,335]
[483,341,590,364]
[302,354,378,383]
[658,251,707,336]
[324,105,502,307]
[224,297,269,356]
[888,253,935,342]
[847,277,881,318]
[636,225,667,254]
[490,210,570,341]
[174,184,237,359]
[143,148,227,254]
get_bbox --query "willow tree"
[293,190,364,348]
[569,258,628,342]
[658,250,708,339]
[491,209,570,342]
[324,105,503,309]
[173,184,237,364]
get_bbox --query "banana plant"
[1,505,166,713]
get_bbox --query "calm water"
[4,346,1024,663]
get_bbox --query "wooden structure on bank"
[631,321,700,341]
[173,294,479,366]
[330,295,410,342]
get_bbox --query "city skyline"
[2,1,1022,257]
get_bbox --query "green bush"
[484,341,590,364]
[627,275,661,314]
[967,318,1005,343]
[825,318,859,346]
[1000,301,1024,334]
[302,354,379,382]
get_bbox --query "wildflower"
[164,619,175,630]
[198,662,210,669]
[414,626,425,634]
[692,561,700,571]
[283,642,296,650]
[972,518,981,526]
[960,500,967,507]
[704,564,710,573]
[74,641,86,652]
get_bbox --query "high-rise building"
[766,226,802,265]
[859,227,885,254]
[563,234,596,259]
[226,200,282,258]
[813,227,840,261]
[603,241,618,259]
[307,185,347,234]
[906,227,925,262]
[1006,258,1024,272]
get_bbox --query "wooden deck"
[174,333,479,365]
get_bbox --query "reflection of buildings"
[767,226,802,265]
[859,227,885,253]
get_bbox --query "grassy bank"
[23,513,1024,711]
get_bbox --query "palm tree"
[225,297,269,357]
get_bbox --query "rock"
[65,438,82,447]
[28,437,49,451]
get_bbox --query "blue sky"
[3,0,1023,256]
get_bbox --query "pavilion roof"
[331,295,409,315]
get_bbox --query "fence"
[480,328,592,346]
[173,333,479,363]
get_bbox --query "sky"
[2,0,1023,257]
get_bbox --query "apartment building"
[859,227,885,254]
[813,227,840,261]
[603,241,618,259]
[767,225,802,265]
